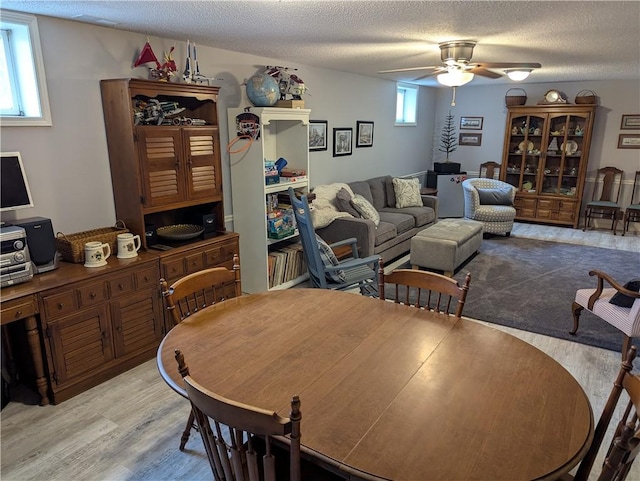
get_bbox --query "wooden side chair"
[622,170,640,236]
[479,161,501,179]
[570,346,640,481]
[378,261,471,320]
[583,166,624,235]
[570,270,640,359]
[160,254,241,450]
[175,350,341,481]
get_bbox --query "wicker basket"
[575,89,598,105]
[505,88,527,107]
[56,220,129,263]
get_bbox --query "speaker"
[13,217,58,274]
[186,213,217,234]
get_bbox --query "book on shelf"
[268,242,306,287]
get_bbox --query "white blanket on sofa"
[310,183,354,228]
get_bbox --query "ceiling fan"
[379,40,541,85]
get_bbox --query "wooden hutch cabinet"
[100,78,239,304]
[500,105,596,227]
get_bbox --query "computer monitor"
[1,152,34,212]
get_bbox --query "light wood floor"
[1,223,639,481]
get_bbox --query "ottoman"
[410,219,483,276]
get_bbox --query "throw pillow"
[315,234,346,282]
[476,186,514,206]
[392,178,422,208]
[335,187,360,217]
[609,278,640,308]
[351,194,380,226]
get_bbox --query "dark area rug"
[395,236,640,352]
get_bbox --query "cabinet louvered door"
[183,127,222,202]
[111,288,163,358]
[137,127,186,208]
[46,305,114,386]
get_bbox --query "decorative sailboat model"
[133,39,176,81]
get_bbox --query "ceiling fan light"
[437,71,474,87]
[505,69,532,81]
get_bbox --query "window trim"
[395,82,418,127]
[0,10,52,127]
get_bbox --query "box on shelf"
[265,160,279,185]
[267,208,295,239]
[275,100,305,109]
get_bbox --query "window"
[395,83,418,126]
[0,11,51,126]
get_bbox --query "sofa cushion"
[348,181,375,205]
[335,187,360,217]
[393,178,423,208]
[366,176,389,210]
[380,206,436,228]
[310,183,353,228]
[315,234,346,282]
[385,177,397,209]
[351,194,380,226]
[378,211,415,235]
[373,221,397,246]
[476,186,514,206]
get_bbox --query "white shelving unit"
[228,107,311,293]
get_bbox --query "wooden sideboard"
[0,232,239,405]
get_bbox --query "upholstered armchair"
[462,178,517,236]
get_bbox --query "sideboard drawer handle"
[118,283,124,290]
[15,310,22,318]
[90,292,96,299]
[57,303,64,310]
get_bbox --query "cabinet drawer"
[185,252,204,274]
[42,291,79,320]
[78,282,108,307]
[537,199,558,210]
[135,265,159,290]
[162,258,186,281]
[107,273,135,298]
[204,240,238,267]
[1,296,37,324]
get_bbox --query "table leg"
[24,315,50,406]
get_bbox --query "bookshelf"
[228,107,311,293]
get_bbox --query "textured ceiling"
[2,0,639,87]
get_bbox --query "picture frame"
[333,128,353,156]
[459,133,482,146]
[460,116,483,130]
[309,120,328,151]
[356,121,374,147]
[620,114,640,130]
[617,133,640,149]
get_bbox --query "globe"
[246,73,279,107]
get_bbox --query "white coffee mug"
[117,233,141,259]
[84,241,111,267]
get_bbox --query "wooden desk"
[157,289,593,480]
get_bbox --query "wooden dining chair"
[479,161,502,179]
[378,261,471,320]
[175,350,342,481]
[569,346,640,481]
[583,166,624,235]
[622,170,640,236]
[160,253,241,450]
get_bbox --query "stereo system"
[0,225,34,287]
[12,217,58,274]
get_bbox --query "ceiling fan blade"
[414,68,445,81]
[378,66,439,74]
[469,62,542,69]
[468,67,503,79]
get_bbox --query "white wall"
[0,15,436,233]
[1,15,638,234]
[432,80,640,207]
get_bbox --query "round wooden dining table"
[157,288,593,481]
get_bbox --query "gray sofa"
[315,175,438,263]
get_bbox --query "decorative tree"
[438,111,458,161]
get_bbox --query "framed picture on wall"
[356,121,374,147]
[459,133,483,146]
[309,120,328,151]
[460,117,483,130]
[617,133,640,149]
[620,115,640,130]
[333,128,352,156]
